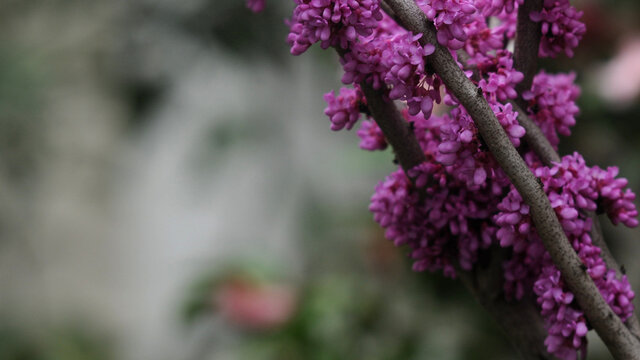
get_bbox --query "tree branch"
[510,0,640,340]
[590,214,640,339]
[457,248,553,360]
[354,46,554,359]
[360,71,555,360]
[379,0,403,25]
[508,100,560,165]
[382,0,640,358]
[511,0,561,167]
[359,83,426,173]
[513,0,543,96]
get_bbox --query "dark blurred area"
[0,0,638,359]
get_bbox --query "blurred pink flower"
[215,278,297,331]
[597,36,640,106]
[246,0,265,13]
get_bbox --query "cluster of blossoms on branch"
[497,152,637,357]
[533,0,587,57]
[249,0,636,359]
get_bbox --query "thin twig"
[382,0,640,358]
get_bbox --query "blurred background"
[0,0,639,359]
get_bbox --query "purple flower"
[463,15,505,56]
[381,33,437,117]
[531,0,586,58]
[591,165,639,227]
[339,38,386,89]
[283,2,638,359]
[287,0,383,55]
[523,71,580,148]
[496,153,638,359]
[246,0,265,12]
[472,50,524,101]
[534,259,588,360]
[494,7,518,40]
[357,119,387,150]
[493,102,526,146]
[339,30,440,119]
[475,0,523,16]
[417,0,477,50]
[430,107,501,189]
[323,86,365,131]
[370,160,499,277]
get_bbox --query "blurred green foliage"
[0,43,44,183]
[0,325,111,360]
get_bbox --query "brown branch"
[379,0,403,25]
[511,0,561,167]
[359,83,426,173]
[382,0,640,358]
[353,36,553,359]
[511,78,640,343]
[590,214,640,339]
[457,248,552,360]
[513,0,543,96]
[510,0,640,340]
[333,46,425,174]
[508,100,560,165]
[360,78,554,360]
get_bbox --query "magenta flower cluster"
[287,0,383,55]
[246,0,265,13]
[367,101,522,274]
[473,50,525,101]
[324,86,365,131]
[417,0,477,49]
[531,0,587,58]
[324,85,390,150]
[384,34,437,116]
[462,13,505,56]
[523,71,580,148]
[357,119,387,150]
[496,153,636,358]
[370,163,497,275]
[258,0,637,358]
[338,29,439,118]
[476,0,522,16]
